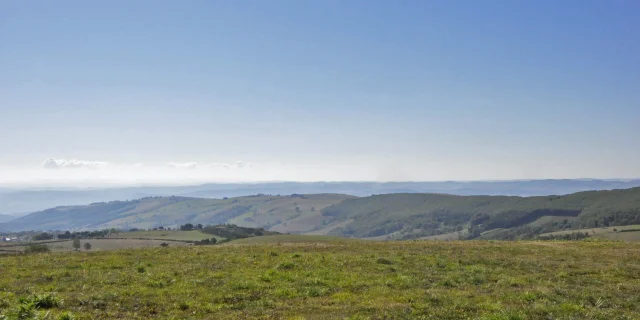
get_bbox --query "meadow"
[0,239,193,254]
[1,239,639,319]
[540,224,640,242]
[105,230,213,241]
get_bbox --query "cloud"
[167,162,198,169]
[208,161,249,169]
[43,158,109,170]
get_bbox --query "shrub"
[32,232,54,241]
[24,244,50,254]
[276,262,295,271]
[24,293,61,309]
[58,312,76,320]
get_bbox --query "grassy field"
[1,240,639,319]
[0,239,192,254]
[540,224,640,241]
[106,230,213,241]
[46,239,192,252]
[420,230,467,241]
[525,216,577,228]
[229,234,356,244]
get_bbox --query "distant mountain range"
[0,214,15,223]
[1,179,640,214]
[0,194,353,232]
[2,187,640,241]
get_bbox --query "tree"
[180,223,194,231]
[196,224,203,230]
[73,239,81,251]
[58,231,72,239]
[33,232,54,241]
[210,238,217,244]
[84,242,91,250]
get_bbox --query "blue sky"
[1,0,639,185]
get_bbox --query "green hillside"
[3,188,640,241]
[0,194,354,232]
[227,234,357,244]
[319,187,640,240]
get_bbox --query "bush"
[32,232,54,241]
[276,262,295,270]
[376,257,394,265]
[178,302,190,311]
[22,293,61,309]
[24,244,50,254]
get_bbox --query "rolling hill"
[0,214,15,223]
[3,188,640,241]
[2,179,640,214]
[318,187,640,240]
[0,194,354,232]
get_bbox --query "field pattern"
[106,230,213,241]
[540,224,640,241]
[0,240,639,319]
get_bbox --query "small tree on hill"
[84,242,92,250]
[73,239,81,251]
[180,223,194,231]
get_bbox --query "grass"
[228,234,357,244]
[0,240,639,319]
[106,230,214,241]
[0,239,193,254]
[48,239,192,252]
[540,224,640,242]
[420,230,467,241]
[525,215,577,227]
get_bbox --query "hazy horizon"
[1,176,639,190]
[2,1,639,186]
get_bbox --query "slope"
[0,194,354,232]
[319,187,640,239]
[3,179,640,214]
[0,214,15,223]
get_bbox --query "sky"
[1,0,639,186]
